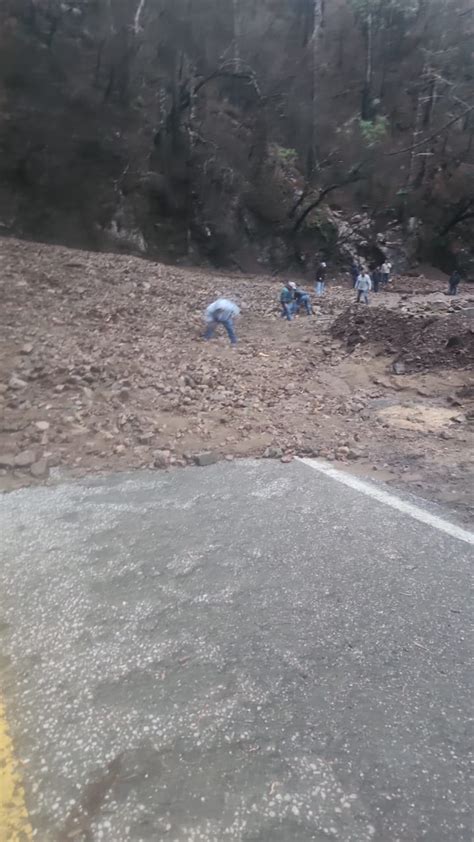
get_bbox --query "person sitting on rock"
[204,298,240,345]
[280,282,295,320]
[293,285,313,315]
[447,270,461,296]
[355,269,372,304]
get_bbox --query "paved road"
[0,460,472,842]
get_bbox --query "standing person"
[280,282,295,320]
[371,265,382,293]
[350,258,360,289]
[447,270,461,296]
[293,285,313,315]
[355,269,372,304]
[381,260,392,286]
[204,298,240,345]
[315,261,327,296]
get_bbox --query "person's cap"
[288,282,297,289]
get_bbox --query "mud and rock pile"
[331,305,474,372]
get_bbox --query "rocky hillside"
[0,0,472,271]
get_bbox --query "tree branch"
[288,187,310,220]
[386,104,474,157]
[192,60,262,101]
[292,165,365,233]
[438,199,474,236]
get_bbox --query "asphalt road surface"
[0,459,472,842]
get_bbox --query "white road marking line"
[298,457,474,547]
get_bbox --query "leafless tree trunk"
[361,7,373,120]
[406,63,429,191]
[306,0,324,178]
[232,0,242,70]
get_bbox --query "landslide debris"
[0,237,473,523]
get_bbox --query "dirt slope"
[1,237,473,522]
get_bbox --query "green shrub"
[359,116,388,147]
[272,145,299,166]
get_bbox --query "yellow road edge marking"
[0,698,33,842]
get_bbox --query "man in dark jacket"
[447,270,461,296]
[371,265,382,293]
[350,259,360,289]
[315,262,327,296]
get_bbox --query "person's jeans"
[373,277,379,293]
[448,284,458,296]
[382,273,389,285]
[281,303,293,321]
[294,295,312,315]
[205,317,237,344]
[356,290,369,304]
[315,281,325,296]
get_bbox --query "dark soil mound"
[331,306,474,372]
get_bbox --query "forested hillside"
[0,0,472,271]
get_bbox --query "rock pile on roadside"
[331,304,474,372]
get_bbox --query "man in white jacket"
[355,270,372,304]
[381,261,392,286]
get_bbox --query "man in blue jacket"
[204,298,240,345]
[293,285,313,315]
[280,282,295,320]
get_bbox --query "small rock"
[138,432,154,444]
[35,421,50,431]
[195,452,219,467]
[336,446,350,459]
[153,449,171,468]
[281,455,293,463]
[20,343,34,355]
[1,420,26,433]
[263,446,283,459]
[392,361,406,375]
[0,454,15,469]
[9,375,28,390]
[225,454,234,461]
[30,459,49,478]
[14,450,37,468]
[347,449,362,460]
